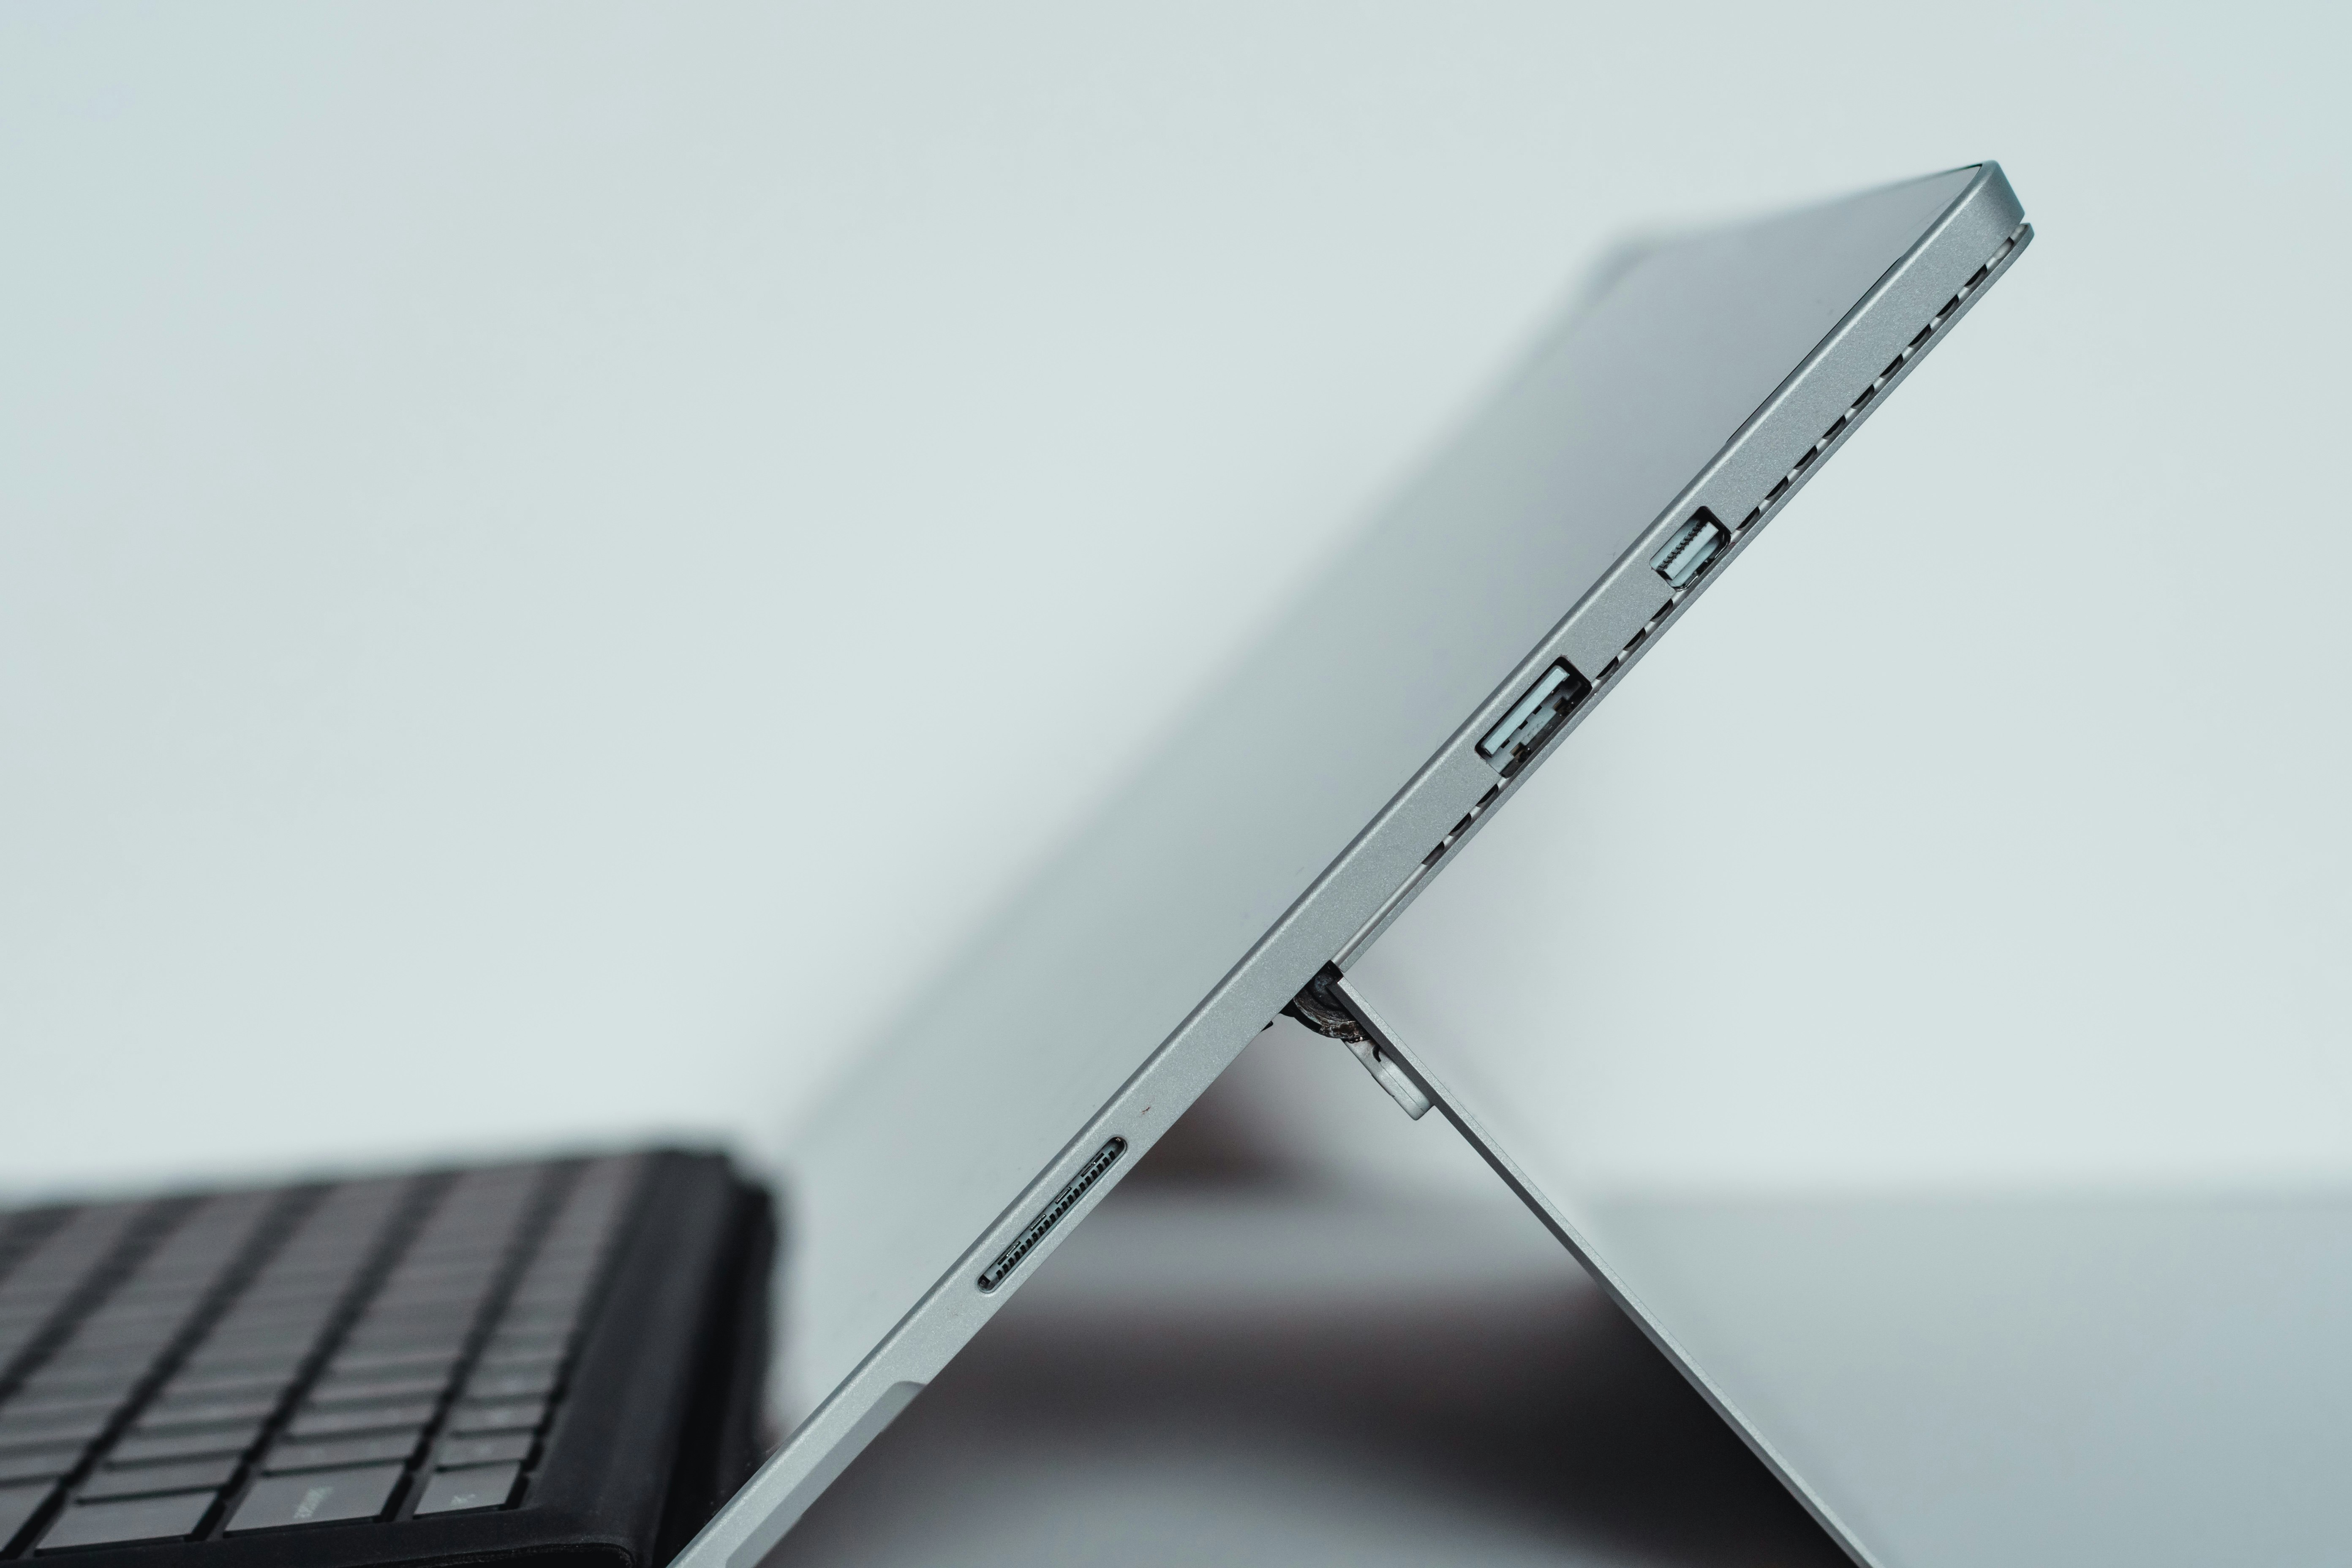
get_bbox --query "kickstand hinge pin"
[1281,964,1432,1120]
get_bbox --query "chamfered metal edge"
[1335,162,2031,969]
[668,163,2033,1568]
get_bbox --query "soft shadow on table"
[770,1057,1850,1568]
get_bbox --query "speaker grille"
[977,1138,1127,1293]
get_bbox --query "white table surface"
[770,1180,1845,1568]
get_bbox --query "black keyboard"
[0,1152,771,1568]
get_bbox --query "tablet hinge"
[1281,964,1431,1119]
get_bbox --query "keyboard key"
[336,1334,463,1361]
[284,1402,435,1440]
[261,1430,422,1474]
[181,1349,305,1378]
[0,1395,117,1421]
[306,1374,446,1407]
[160,1369,291,1399]
[353,1290,472,1317]
[205,1308,332,1335]
[77,1294,186,1320]
[106,1423,260,1465]
[433,1433,531,1467]
[504,1299,584,1327]
[133,1396,278,1432]
[218,1292,340,1320]
[325,1349,457,1377]
[445,1400,544,1435]
[414,1463,519,1516]
[509,1286,588,1315]
[67,1326,172,1355]
[0,1412,109,1451]
[224,1464,401,1532]
[356,1302,477,1329]
[198,1329,325,1360]
[351,1318,474,1345]
[24,1347,145,1378]
[79,1457,240,1502]
[339,1319,466,1344]
[0,1484,53,1551]
[20,1365,141,1397]
[37,1489,215,1550]
[0,1451,80,1486]
[382,1259,495,1285]
[95,1292,198,1316]
[463,1367,556,1401]
[512,1266,591,1293]
[522,1249,597,1271]
[373,1281,491,1306]
[204,1307,333,1336]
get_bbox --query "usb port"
[1478,661,1591,777]
[1651,510,1727,588]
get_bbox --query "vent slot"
[1719,222,2027,551]
[1419,782,1504,870]
[1588,221,2027,689]
[977,1138,1127,1293]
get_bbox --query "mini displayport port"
[1650,510,1728,589]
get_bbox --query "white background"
[3,1,2346,1201]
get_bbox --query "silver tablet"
[680,163,2031,1568]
